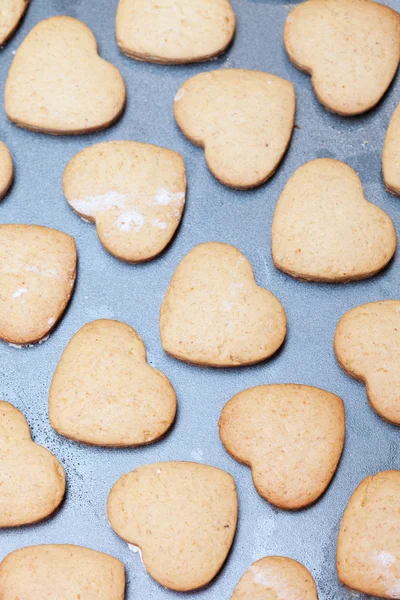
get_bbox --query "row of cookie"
[1,398,397,597]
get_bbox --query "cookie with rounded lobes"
[174,69,295,189]
[335,301,400,425]
[49,319,176,447]
[63,141,186,263]
[160,242,287,367]
[107,461,238,592]
[0,141,13,200]
[272,159,396,282]
[0,0,30,46]
[0,401,65,527]
[0,225,76,345]
[231,556,318,599]
[116,0,235,64]
[5,16,126,134]
[219,384,345,510]
[337,471,400,598]
[0,544,125,599]
[383,102,400,196]
[284,0,400,116]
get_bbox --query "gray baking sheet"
[1,0,400,598]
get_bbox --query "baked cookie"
[0,544,125,599]
[272,159,396,282]
[335,301,400,425]
[116,0,235,64]
[383,102,400,195]
[0,141,13,200]
[160,242,286,367]
[231,556,318,599]
[107,461,238,591]
[49,319,177,447]
[284,0,400,115]
[5,16,126,134]
[219,385,345,510]
[174,69,295,189]
[0,0,29,46]
[0,401,65,527]
[0,225,76,345]
[337,471,400,598]
[63,141,186,262]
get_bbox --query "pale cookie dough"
[231,556,319,599]
[5,16,126,134]
[0,544,125,599]
[383,102,400,195]
[334,301,400,425]
[0,0,30,46]
[107,461,238,592]
[160,242,287,367]
[284,0,400,115]
[174,69,295,189]
[0,401,65,527]
[219,384,345,510]
[116,0,236,64]
[49,319,177,447]
[337,471,400,598]
[272,159,396,282]
[63,141,186,262]
[0,141,13,200]
[0,225,76,345]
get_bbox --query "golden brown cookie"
[0,0,30,46]
[63,141,186,262]
[231,556,318,599]
[284,0,400,115]
[272,159,396,282]
[0,141,13,200]
[107,461,238,591]
[0,401,65,527]
[383,102,400,195]
[337,471,400,598]
[5,16,126,134]
[49,319,177,447]
[334,301,400,425]
[0,544,125,599]
[160,242,286,367]
[174,69,295,189]
[0,224,76,345]
[219,384,345,509]
[116,0,236,64]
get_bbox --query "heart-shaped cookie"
[160,242,287,367]
[5,16,126,134]
[63,141,186,263]
[107,462,238,592]
[49,319,177,447]
[284,0,400,115]
[0,0,29,45]
[219,384,345,509]
[231,557,318,600]
[0,225,77,345]
[0,401,65,527]
[337,471,400,598]
[0,545,125,600]
[174,69,295,189]
[383,102,400,195]
[272,159,396,282]
[335,301,400,425]
[116,0,236,64]
[0,141,13,200]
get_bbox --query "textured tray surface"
[1,1,399,598]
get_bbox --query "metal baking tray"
[1,0,399,598]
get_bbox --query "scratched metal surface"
[0,0,399,598]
